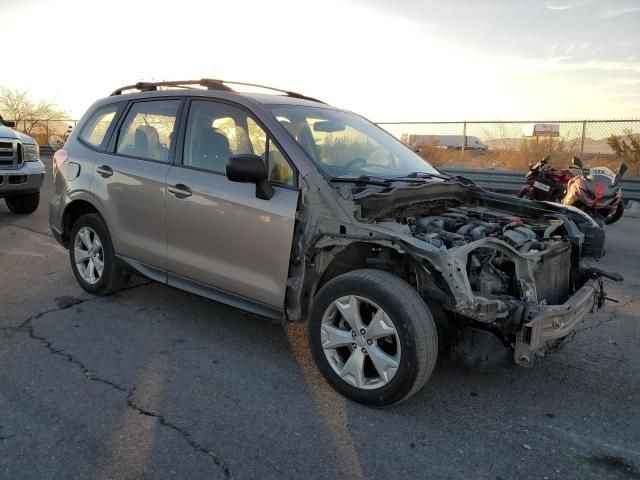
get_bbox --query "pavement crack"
[19,296,95,329]
[25,322,232,478]
[26,325,128,392]
[4,275,226,474]
[0,221,54,239]
[18,281,152,329]
[127,388,232,478]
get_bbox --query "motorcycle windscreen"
[588,167,620,203]
[588,167,616,184]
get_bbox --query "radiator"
[534,243,571,305]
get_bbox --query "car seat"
[192,127,232,173]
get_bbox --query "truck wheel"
[308,269,438,407]
[69,213,128,295]
[605,201,624,225]
[5,192,40,214]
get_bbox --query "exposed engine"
[379,206,573,304]
[412,206,545,252]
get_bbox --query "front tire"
[5,192,40,214]
[308,269,438,407]
[604,201,624,225]
[69,213,128,295]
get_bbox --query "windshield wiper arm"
[405,171,452,181]
[330,175,393,187]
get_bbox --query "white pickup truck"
[0,119,45,214]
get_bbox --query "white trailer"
[407,134,488,151]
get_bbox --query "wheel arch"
[286,239,428,323]
[61,198,106,248]
[315,242,416,292]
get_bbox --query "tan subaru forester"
[50,79,618,406]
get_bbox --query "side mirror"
[572,156,583,168]
[1,120,16,128]
[614,163,628,185]
[226,154,274,200]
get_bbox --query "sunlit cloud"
[544,1,585,10]
[0,0,638,120]
[516,57,640,73]
[602,6,640,17]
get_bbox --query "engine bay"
[377,205,574,304]
[412,206,548,252]
[379,205,569,251]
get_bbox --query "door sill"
[116,254,168,283]
[168,273,283,320]
[116,255,283,320]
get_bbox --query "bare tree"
[608,129,640,176]
[0,87,67,135]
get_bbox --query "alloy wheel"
[73,226,104,285]
[320,295,401,390]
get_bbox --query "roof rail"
[109,78,325,103]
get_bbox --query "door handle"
[167,184,192,198]
[96,165,113,177]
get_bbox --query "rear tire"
[5,192,40,214]
[308,269,438,407]
[604,201,624,225]
[518,190,533,200]
[69,213,129,295]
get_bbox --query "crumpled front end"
[514,278,602,366]
[405,233,608,366]
[354,183,617,366]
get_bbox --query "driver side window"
[183,101,295,186]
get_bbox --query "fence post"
[580,120,586,157]
[461,121,467,162]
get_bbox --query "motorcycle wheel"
[605,201,625,225]
[518,190,534,200]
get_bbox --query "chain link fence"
[5,118,639,176]
[5,119,79,150]
[378,120,640,176]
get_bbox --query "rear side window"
[79,104,120,149]
[116,100,181,162]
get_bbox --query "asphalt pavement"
[1,157,639,479]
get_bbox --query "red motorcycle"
[519,155,628,225]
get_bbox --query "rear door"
[91,98,183,272]
[165,99,299,313]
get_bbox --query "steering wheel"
[344,158,368,170]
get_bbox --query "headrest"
[137,124,160,144]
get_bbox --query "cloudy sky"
[1,0,638,120]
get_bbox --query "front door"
[165,99,299,312]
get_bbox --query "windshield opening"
[269,105,439,179]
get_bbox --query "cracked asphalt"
[1,158,639,480]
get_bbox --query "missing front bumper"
[514,277,603,366]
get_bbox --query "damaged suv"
[50,79,619,406]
